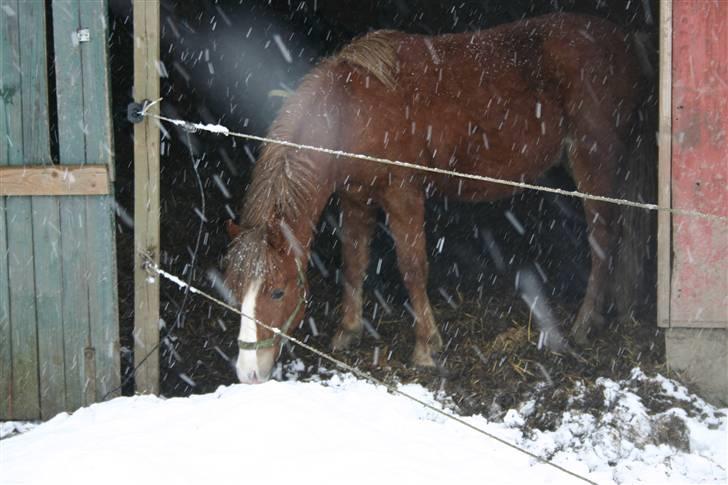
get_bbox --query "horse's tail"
[611,31,659,323]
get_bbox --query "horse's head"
[223,220,307,384]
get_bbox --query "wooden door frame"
[657,0,672,328]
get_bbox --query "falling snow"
[2,5,715,485]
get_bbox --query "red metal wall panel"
[670,0,728,327]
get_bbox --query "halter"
[237,259,307,351]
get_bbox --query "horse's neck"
[280,171,336,258]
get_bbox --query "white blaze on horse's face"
[236,279,275,384]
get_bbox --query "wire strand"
[142,257,597,485]
[144,110,727,223]
[102,130,205,400]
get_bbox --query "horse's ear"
[225,219,242,240]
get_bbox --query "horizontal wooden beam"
[0,165,110,196]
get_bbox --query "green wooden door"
[0,0,119,420]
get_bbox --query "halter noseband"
[237,260,306,351]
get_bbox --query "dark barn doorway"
[109,0,660,414]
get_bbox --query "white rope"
[143,107,727,222]
[141,256,597,485]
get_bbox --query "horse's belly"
[417,94,566,202]
[433,176,531,201]
[431,172,546,202]
[428,143,562,202]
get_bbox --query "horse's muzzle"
[235,347,275,384]
[237,369,264,384]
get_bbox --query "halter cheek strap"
[237,260,307,351]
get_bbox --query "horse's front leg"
[332,194,376,351]
[381,189,443,367]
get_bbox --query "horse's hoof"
[416,362,451,378]
[569,325,590,347]
[570,310,606,347]
[411,344,437,367]
[331,328,361,352]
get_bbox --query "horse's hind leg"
[380,189,443,367]
[566,135,624,345]
[332,194,376,351]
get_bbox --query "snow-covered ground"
[1,368,725,485]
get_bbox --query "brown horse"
[224,13,644,383]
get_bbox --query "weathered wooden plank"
[58,198,89,411]
[32,196,66,419]
[0,199,10,418]
[5,198,38,420]
[22,0,67,420]
[5,0,55,421]
[657,0,672,328]
[669,0,728,328]
[0,165,110,196]
[52,0,91,411]
[78,0,116,182]
[86,195,120,400]
[79,0,120,401]
[21,3,67,414]
[0,0,23,419]
[133,0,161,395]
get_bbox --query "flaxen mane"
[225,31,400,292]
[240,30,399,229]
[337,30,399,89]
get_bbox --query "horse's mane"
[240,30,399,229]
[337,30,399,90]
[226,31,399,292]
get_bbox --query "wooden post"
[657,0,672,328]
[133,0,161,395]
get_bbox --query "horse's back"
[392,13,642,132]
[394,14,640,95]
[324,13,643,200]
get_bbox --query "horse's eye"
[271,288,285,300]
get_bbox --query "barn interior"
[109,0,661,416]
